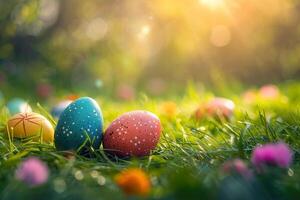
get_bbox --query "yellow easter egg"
[7,112,54,142]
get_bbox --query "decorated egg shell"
[7,112,54,142]
[7,98,32,115]
[51,100,72,119]
[206,97,235,118]
[54,97,104,151]
[103,110,162,158]
[195,97,235,119]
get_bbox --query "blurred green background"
[0,0,300,98]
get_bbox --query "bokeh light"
[0,0,300,96]
[200,0,225,10]
[12,0,60,35]
[85,17,108,41]
[210,25,231,47]
[138,24,151,40]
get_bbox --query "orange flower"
[66,94,80,101]
[194,105,205,120]
[242,89,257,104]
[161,101,177,117]
[115,168,151,196]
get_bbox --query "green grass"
[0,82,300,200]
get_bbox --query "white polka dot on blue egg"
[54,97,104,151]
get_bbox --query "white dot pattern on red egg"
[103,110,161,157]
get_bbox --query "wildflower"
[242,90,256,104]
[115,168,151,196]
[15,157,49,186]
[116,84,135,101]
[146,78,166,96]
[161,101,177,117]
[259,84,279,99]
[36,83,53,99]
[66,94,80,101]
[251,142,293,169]
[222,159,252,178]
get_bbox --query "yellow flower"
[161,101,177,117]
[115,168,151,196]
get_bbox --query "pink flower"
[15,157,49,186]
[116,84,136,101]
[36,83,53,99]
[251,142,293,169]
[259,84,279,99]
[222,159,252,178]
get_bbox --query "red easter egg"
[103,110,161,158]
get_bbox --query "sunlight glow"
[210,25,231,47]
[85,17,108,41]
[137,25,151,40]
[199,0,225,10]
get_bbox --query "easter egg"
[54,97,104,151]
[7,112,54,142]
[195,97,235,119]
[206,98,235,117]
[103,110,161,158]
[7,98,32,115]
[51,100,72,119]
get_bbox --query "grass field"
[0,82,300,200]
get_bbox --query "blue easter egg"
[7,98,32,115]
[51,100,72,119]
[54,97,104,151]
